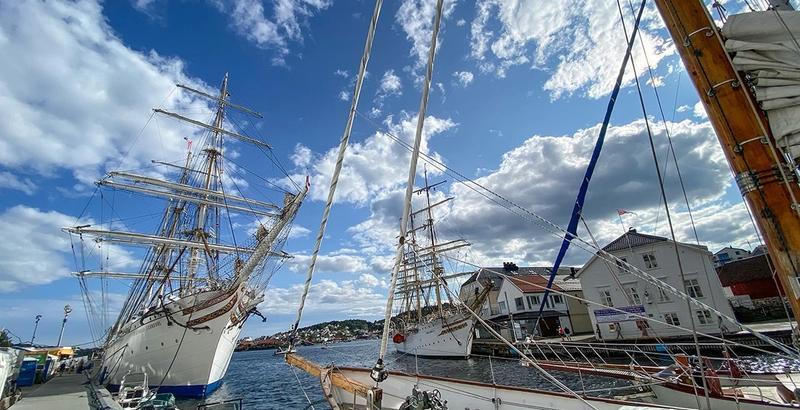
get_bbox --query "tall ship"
[391,171,488,358]
[65,74,306,398]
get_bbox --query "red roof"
[717,254,773,286]
[508,275,562,293]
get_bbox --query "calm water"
[178,339,634,409]
[178,339,800,409]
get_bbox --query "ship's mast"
[653,0,800,331]
[186,74,229,289]
[421,169,446,317]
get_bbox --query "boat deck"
[14,374,90,410]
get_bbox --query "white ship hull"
[326,366,689,409]
[394,313,474,358]
[99,283,261,398]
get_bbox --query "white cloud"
[345,117,742,267]
[213,0,332,65]
[338,90,350,101]
[646,75,665,88]
[396,0,458,70]
[468,0,674,98]
[358,273,387,288]
[260,278,385,317]
[693,101,708,119]
[0,206,134,292]
[0,0,216,186]
[456,18,466,27]
[676,104,691,113]
[0,171,36,195]
[281,112,456,205]
[288,224,311,239]
[452,71,474,87]
[334,69,349,78]
[378,69,403,98]
[285,252,369,274]
[133,0,156,11]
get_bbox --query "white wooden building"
[576,229,737,340]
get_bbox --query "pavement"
[14,374,89,410]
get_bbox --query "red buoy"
[392,333,405,344]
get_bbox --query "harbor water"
[178,338,800,409]
[179,339,639,409]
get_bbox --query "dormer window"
[642,253,658,269]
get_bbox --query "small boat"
[274,347,296,356]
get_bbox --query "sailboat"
[390,170,484,358]
[64,74,307,398]
[283,0,800,408]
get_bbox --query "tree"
[0,330,11,347]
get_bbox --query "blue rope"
[534,0,649,327]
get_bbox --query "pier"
[473,320,796,358]
[11,373,120,410]
[14,374,89,410]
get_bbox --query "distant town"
[235,319,383,351]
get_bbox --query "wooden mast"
[653,0,800,332]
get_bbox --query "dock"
[14,374,89,410]
[11,373,120,410]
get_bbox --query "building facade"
[577,229,737,340]
[713,246,751,267]
[459,264,591,339]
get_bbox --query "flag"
[184,136,193,151]
[617,209,635,216]
[305,175,311,190]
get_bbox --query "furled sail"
[722,10,800,160]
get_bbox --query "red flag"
[617,209,631,216]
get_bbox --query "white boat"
[67,74,307,398]
[288,354,689,410]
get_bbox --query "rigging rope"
[617,1,709,406]
[534,0,649,329]
[375,0,445,380]
[288,0,384,348]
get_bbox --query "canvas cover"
[723,11,800,160]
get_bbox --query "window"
[625,286,642,305]
[515,297,525,311]
[526,295,541,310]
[655,278,670,301]
[696,310,713,325]
[665,313,681,327]
[616,257,628,273]
[552,294,564,305]
[480,307,489,317]
[642,253,658,269]
[499,301,507,314]
[684,279,704,298]
[600,289,614,307]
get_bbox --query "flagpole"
[617,211,628,234]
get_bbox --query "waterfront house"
[713,246,751,267]
[576,228,737,340]
[459,263,592,339]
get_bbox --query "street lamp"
[30,314,42,346]
[56,305,72,347]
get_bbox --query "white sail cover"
[722,10,800,160]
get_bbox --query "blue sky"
[0,0,769,346]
